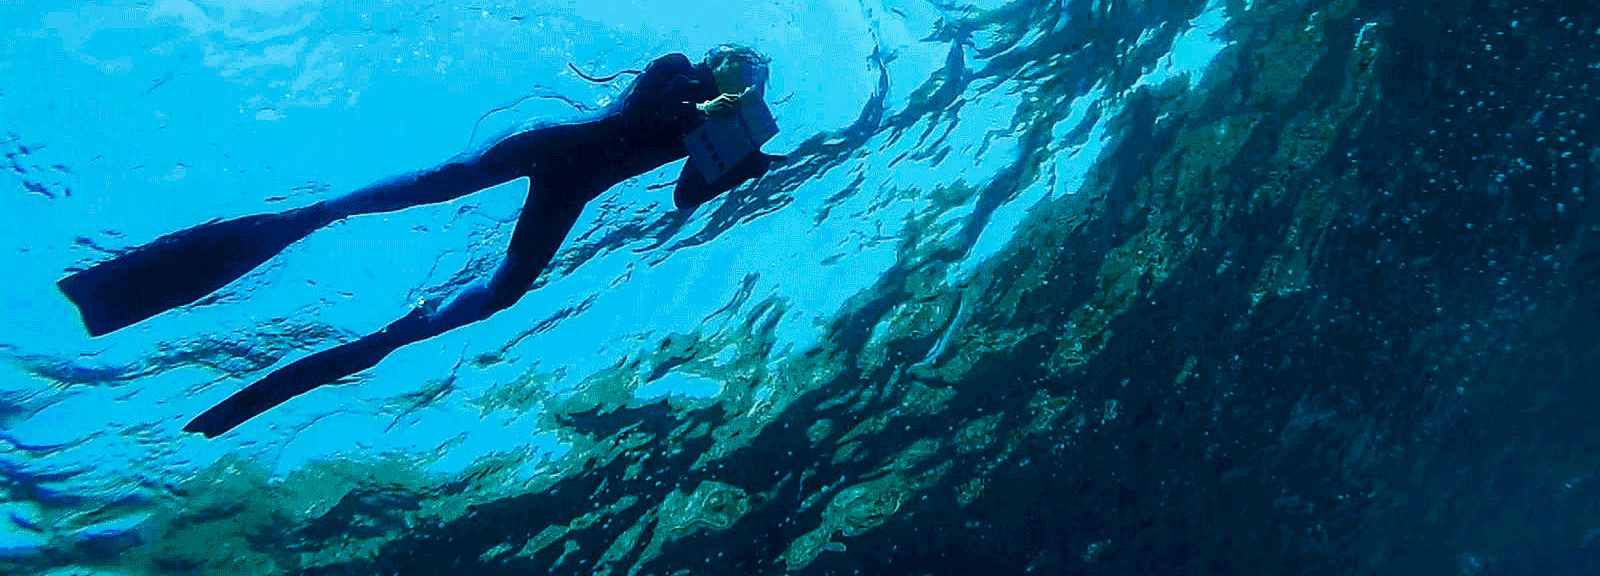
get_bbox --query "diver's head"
[704,44,771,97]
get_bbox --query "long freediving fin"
[183,353,334,438]
[184,326,399,437]
[58,205,330,336]
[184,376,309,438]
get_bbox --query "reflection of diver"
[55,45,783,437]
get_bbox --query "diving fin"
[183,370,320,438]
[58,205,331,337]
[185,327,399,437]
[183,343,344,438]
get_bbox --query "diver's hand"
[695,88,750,115]
[695,93,739,114]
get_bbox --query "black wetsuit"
[56,52,777,437]
[484,52,748,207]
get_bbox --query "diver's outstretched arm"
[183,184,585,437]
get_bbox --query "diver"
[55,45,784,437]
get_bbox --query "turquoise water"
[4,1,1598,574]
[5,1,922,478]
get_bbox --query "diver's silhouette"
[56,45,782,437]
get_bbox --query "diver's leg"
[183,183,586,437]
[60,155,506,337]
[320,158,503,218]
[322,130,544,218]
[412,183,588,330]
[60,131,552,337]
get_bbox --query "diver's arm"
[633,53,703,117]
[643,53,695,84]
[673,152,780,211]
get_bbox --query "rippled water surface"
[2,0,1597,574]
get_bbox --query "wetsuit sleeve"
[673,152,780,210]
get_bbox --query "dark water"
[5,0,1597,574]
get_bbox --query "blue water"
[4,1,1597,574]
[8,0,1218,564]
[5,3,907,466]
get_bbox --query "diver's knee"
[481,286,529,315]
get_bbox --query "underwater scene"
[2,0,1597,574]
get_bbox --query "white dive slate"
[684,97,779,182]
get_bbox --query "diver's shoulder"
[652,52,695,69]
